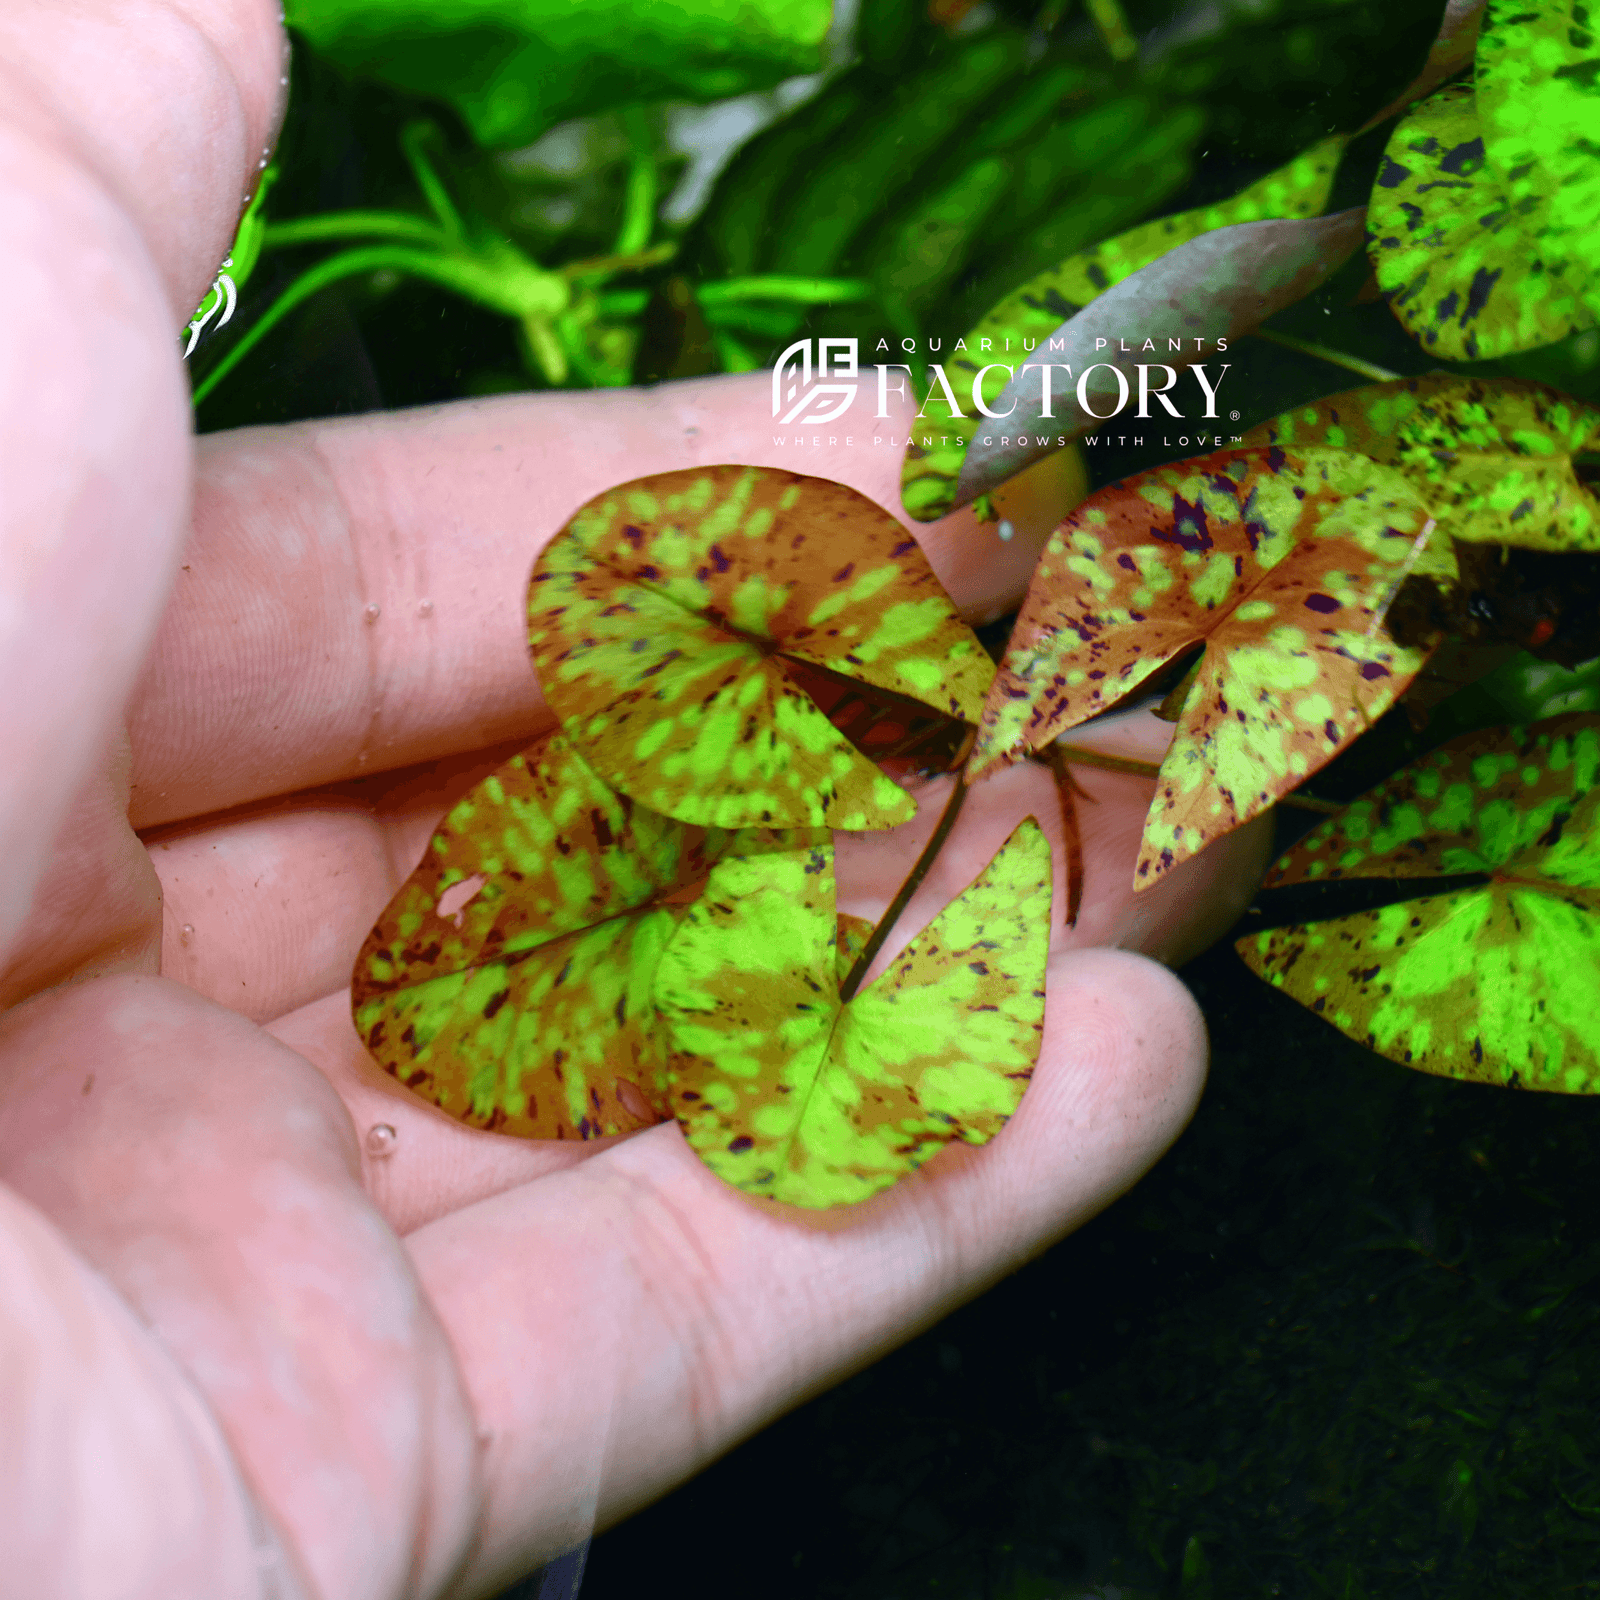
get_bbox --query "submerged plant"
[350,0,1600,1209]
[354,467,1057,1208]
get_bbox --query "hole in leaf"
[436,873,488,926]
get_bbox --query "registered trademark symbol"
[1230,410,1240,420]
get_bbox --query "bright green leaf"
[527,465,994,830]
[1243,374,1600,551]
[973,447,1447,889]
[655,821,1052,1208]
[1477,0,1600,304]
[1239,716,1600,1091]
[1368,83,1591,359]
[286,0,831,148]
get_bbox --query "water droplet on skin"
[179,923,195,946]
[417,598,433,618]
[364,603,381,623]
[998,519,1015,542]
[366,1124,398,1158]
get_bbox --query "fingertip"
[1047,945,1209,1125]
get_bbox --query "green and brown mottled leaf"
[900,134,1347,521]
[1477,0,1600,303]
[1368,83,1590,359]
[1244,374,1600,551]
[1239,716,1600,1091]
[654,821,1052,1208]
[352,730,823,1139]
[972,447,1448,889]
[528,465,993,830]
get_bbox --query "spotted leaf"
[972,447,1448,889]
[1244,374,1600,551]
[1239,716,1600,1091]
[528,465,993,830]
[900,134,1347,521]
[1477,0,1600,302]
[352,730,823,1139]
[654,821,1052,1208]
[1368,83,1590,358]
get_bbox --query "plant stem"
[192,244,566,406]
[1052,744,1162,779]
[1253,329,1401,384]
[1052,743,1344,811]
[562,241,677,281]
[1086,0,1139,62]
[612,107,657,257]
[697,275,874,305]
[263,211,450,250]
[839,772,969,1003]
[400,120,467,242]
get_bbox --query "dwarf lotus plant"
[350,0,1600,1199]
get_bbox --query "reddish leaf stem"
[839,772,970,1003]
[1053,743,1345,811]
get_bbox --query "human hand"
[0,9,1272,1597]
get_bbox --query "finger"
[0,2,287,317]
[0,4,285,964]
[1,722,162,1009]
[266,990,612,1239]
[0,975,480,1600]
[0,1179,294,1600]
[146,738,536,1025]
[129,375,1081,830]
[404,946,1207,1590]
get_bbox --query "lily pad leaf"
[1238,715,1600,1091]
[900,134,1349,521]
[973,447,1447,889]
[1477,0,1600,303]
[352,730,824,1139]
[1243,374,1600,552]
[527,465,994,831]
[1368,83,1590,359]
[655,820,1053,1208]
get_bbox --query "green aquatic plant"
[353,466,1053,1207]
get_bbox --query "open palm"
[0,10,1270,1598]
